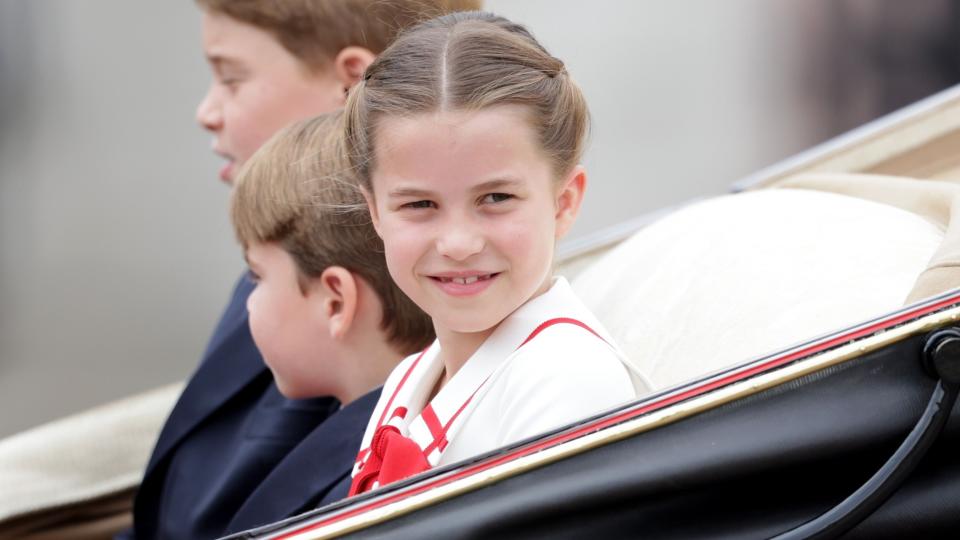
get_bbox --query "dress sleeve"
[494,326,636,447]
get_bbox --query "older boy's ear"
[554,165,587,239]
[318,266,359,339]
[333,46,377,91]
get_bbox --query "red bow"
[348,424,431,496]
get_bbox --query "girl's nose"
[436,222,485,261]
[195,84,223,132]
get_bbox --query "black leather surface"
[340,333,960,539]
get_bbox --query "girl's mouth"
[430,272,500,296]
[435,273,496,285]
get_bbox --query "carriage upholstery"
[776,172,960,303]
[572,182,946,390]
[0,384,182,539]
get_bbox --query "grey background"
[0,1,952,437]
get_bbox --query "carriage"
[3,84,960,539]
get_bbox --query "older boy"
[129,2,480,539]
[224,112,432,533]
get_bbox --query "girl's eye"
[480,193,514,204]
[402,200,436,209]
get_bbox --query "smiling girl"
[345,12,652,495]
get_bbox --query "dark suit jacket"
[126,275,339,540]
[223,388,381,535]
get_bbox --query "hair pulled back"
[344,11,589,190]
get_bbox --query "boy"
[129,2,480,539]
[225,112,432,532]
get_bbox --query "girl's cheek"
[379,220,424,258]
[500,212,547,247]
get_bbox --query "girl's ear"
[333,46,377,95]
[554,165,587,239]
[360,186,383,238]
[316,266,359,340]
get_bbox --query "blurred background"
[2,0,960,438]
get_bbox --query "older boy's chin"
[219,161,236,184]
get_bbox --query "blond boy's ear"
[554,165,587,239]
[333,46,377,92]
[316,266,359,339]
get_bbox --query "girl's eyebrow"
[387,178,523,199]
[387,187,435,199]
[471,178,523,194]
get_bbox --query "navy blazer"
[127,275,339,540]
[223,388,381,535]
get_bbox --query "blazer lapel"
[224,388,383,535]
[144,275,268,477]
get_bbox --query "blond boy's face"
[196,11,344,184]
[245,242,330,399]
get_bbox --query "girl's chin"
[435,317,500,337]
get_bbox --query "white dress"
[350,277,651,491]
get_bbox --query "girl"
[345,11,652,495]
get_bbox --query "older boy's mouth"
[211,145,236,184]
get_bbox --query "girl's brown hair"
[344,11,589,190]
[231,111,434,355]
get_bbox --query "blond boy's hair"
[231,112,434,355]
[195,0,484,72]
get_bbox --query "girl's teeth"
[444,274,492,285]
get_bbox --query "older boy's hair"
[195,0,484,72]
[231,112,434,354]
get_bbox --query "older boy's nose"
[436,223,485,261]
[195,84,223,132]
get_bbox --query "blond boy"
[232,113,432,404]
[223,112,431,532]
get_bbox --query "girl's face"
[367,105,585,338]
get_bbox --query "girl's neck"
[432,324,497,391]
[428,276,557,398]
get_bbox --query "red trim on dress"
[373,348,429,430]
[348,318,605,496]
